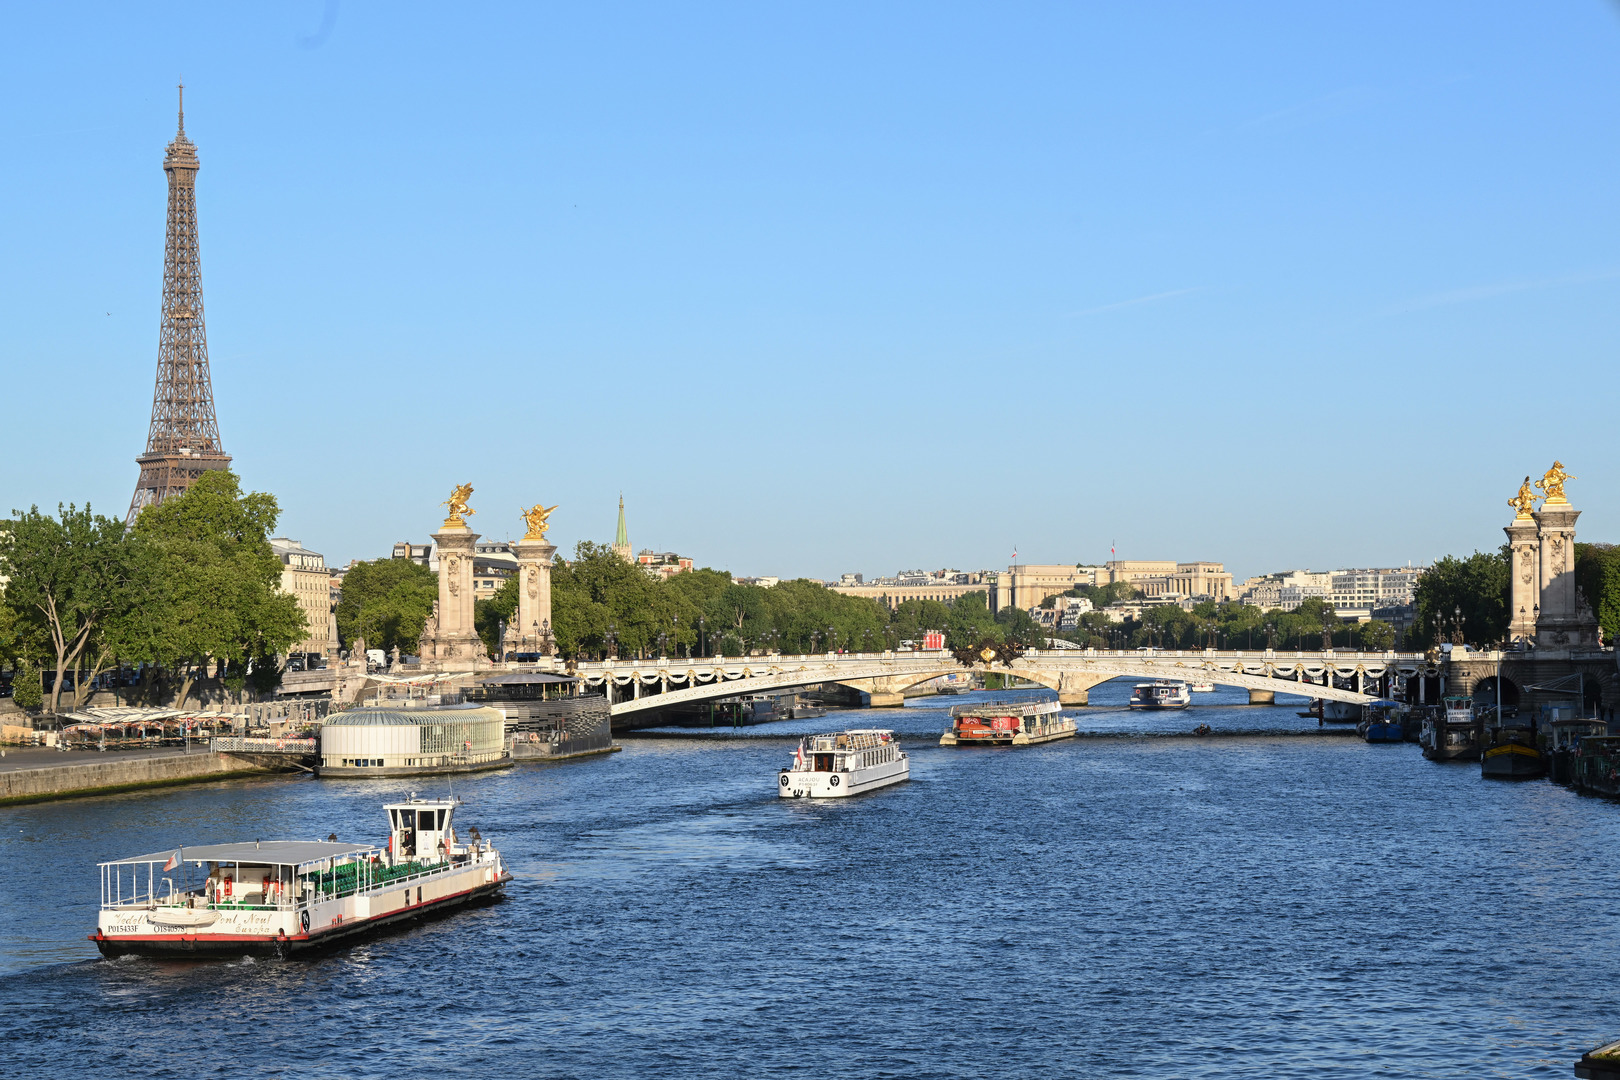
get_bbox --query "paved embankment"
[0,749,272,806]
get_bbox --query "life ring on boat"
[780,774,789,787]
[300,909,310,932]
[829,775,840,787]
[221,875,233,899]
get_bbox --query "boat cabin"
[794,730,898,772]
[386,797,460,862]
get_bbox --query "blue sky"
[3,3,1618,582]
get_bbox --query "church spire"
[612,494,632,561]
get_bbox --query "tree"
[1357,619,1395,651]
[11,658,42,710]
[475,576,520,657]
[1576,543,1620,645]
[945,591,1000,647]
[1411,550,1509,648]
[994,603,1045,645]
[0,503,140,714]
[337,558,438,656]
[889,598,953,645]
[133,472,306,705]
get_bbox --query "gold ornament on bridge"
[520,502,559,541]
[1508,476,1538,520]
[442,483,476,528]
[1535,461,1575,505]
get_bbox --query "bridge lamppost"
[699,616,707,657]
[672,614,680,659]
[607,622,618,661]
[828,626,836,655]
[1265,622,1275,651]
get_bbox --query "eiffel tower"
[126,84,230,526]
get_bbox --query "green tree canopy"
[132,471,306,702]
[1411,550,1509,648]
[0,502,141,713]
[337,557,438,656]
[1576,543,1620,645]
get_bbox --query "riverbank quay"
[0,747,273,806]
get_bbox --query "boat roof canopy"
[101,841,374,867]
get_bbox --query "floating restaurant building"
[317,705,509,777]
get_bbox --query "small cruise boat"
[91,797,509,959]
[1420,696,1480,762]
[940,699,1076,746]
[779,729,908,798]
[1129,681,1191,710]
[1356,701,1405,743]
[1187,679,1215,693]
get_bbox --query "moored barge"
[1549,718,1608,785]
[92,797,509,959]
[940,698,1075,746]
[1481,724,1546,780]
[1356,701,1405,743]
[1421,695,1481,762]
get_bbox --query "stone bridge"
[571,648,1427,720]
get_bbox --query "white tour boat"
[779,729,908,798]
[1129,680,1192,710]
[940,698,1076,746]
[92,796,509,959]
[1188,679,1216,693]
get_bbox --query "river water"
[3,682,1618,1078]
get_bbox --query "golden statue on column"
[442,483,476,528]
[1535,461,1575,505]
[1508,477,1537,519]
[520,503,559,540]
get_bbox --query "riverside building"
[271,538,335,660]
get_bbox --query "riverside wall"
[0,752,273,806]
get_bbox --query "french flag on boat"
[162,849,180,872]
[794,744,804,768]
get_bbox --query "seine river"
[4,682,1618,1078]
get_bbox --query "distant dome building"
[318,705,509,777]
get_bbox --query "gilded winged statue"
[443,482,476,525]
[1535,461,1575,504]
[1508,476,1537,519]
[521,503,559,540]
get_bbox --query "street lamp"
[607,622,618,661]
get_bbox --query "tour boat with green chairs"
[91,796,509,959]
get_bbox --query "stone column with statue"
[515,502,559,658]
[1530,461,1598,652]
[1504,476,1540,645]
[423,483,490,665]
